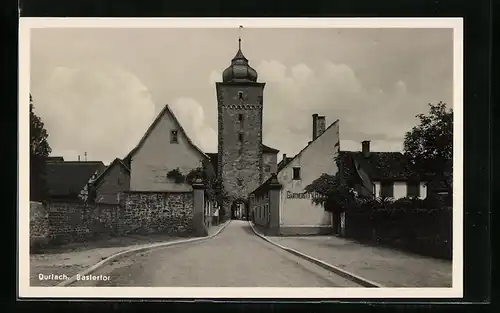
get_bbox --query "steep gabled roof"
[277,119,340,174]
[92,158,130,187]
[338,151,419,181]
[123,104,209,163]
[45,161,105,198]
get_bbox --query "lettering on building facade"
[286,191,325,200]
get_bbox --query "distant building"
[47,156,64,162]
[338,141,428,200]
[91,158,130,204]
[45,160,105,201]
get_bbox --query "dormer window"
[170,130,178,143]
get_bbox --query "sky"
[29,26,454,165]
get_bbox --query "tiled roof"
[47,156,64,162]
[262,144,279,153]
[338,151,419,181]
[45,161,105,199]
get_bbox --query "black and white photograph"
[19,18,463,298]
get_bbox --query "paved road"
[72,221,361,287]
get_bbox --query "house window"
[237,178,243,186]
[380,181,394,198]
[238,113,244,122]
[170,130,178,143]
[292,167,301,180]
[407,181,420,198]
[238,91,244,100]
[264,165,271,172]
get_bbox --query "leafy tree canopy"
[30,94,52,201]
[304,173,356,214]
[403,101,453,188]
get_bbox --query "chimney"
[312,114,318,140]
[317,116,326,137]
[84,152,87,161]
[282,153,287,163]
[362,140,371,157]
[78,155,81,161]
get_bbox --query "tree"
[403,102,453,191]
[304,173,356,215]
[30,94,52,201]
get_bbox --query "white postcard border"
[18,17,464,299]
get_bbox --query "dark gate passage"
[230,199,249,220]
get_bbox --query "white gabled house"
[124,104,210,192]
[276,114,341,235]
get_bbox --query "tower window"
[238,133,244,142]
[292,167,301,180]
[170,130,178,143]
[238,91,244,100]
[238,113,244,122]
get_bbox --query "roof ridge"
[277,119,339,174]
[124,104,209,162]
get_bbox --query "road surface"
[71,220,361,287]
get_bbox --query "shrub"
[166,168,185,184]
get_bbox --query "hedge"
[343,197,452,260]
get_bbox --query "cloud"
[30,28,453,163]
[31,62,156,162]
[253,59,432,157]
[170,97,217,153]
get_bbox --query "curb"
[248,222,384,288]
[58,220,232,287]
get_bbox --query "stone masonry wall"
[45,201,121,244]
[30,201,50,249]
[120,191,194,236]
[29,190,196,248]
[216,82,265,204]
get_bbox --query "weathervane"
[238,25,243,49]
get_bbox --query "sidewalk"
[260,232,452,287]
[30,223,227,286]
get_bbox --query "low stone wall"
[46,201,121,244]
[120,191,194,236]
[28,184,209,249]
[30,201,50,250]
